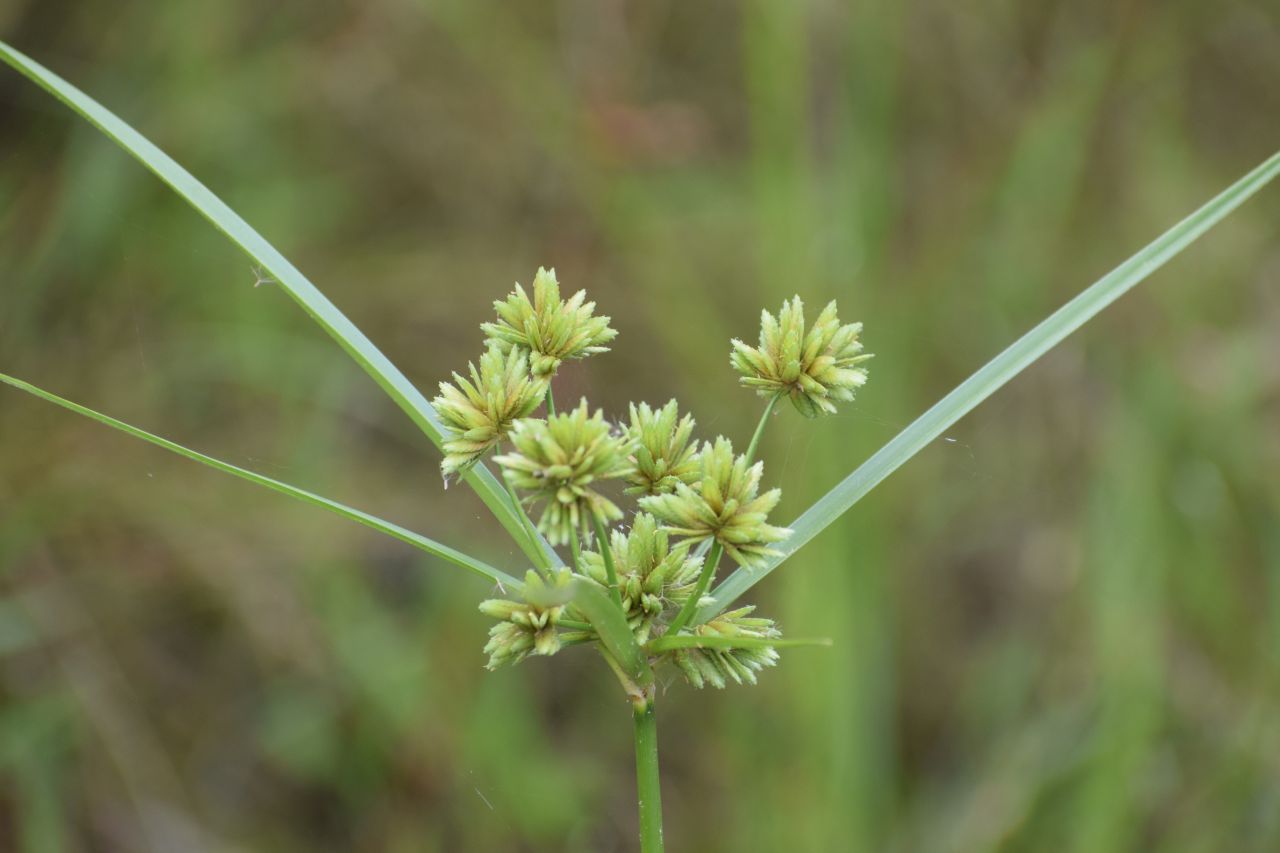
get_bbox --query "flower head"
[622,400,700,496]
[638,437,790,568]
[432,347,549,479]
[478,569,581,669]
[668,606,781,689]
[581,513,702,642]
[731,296,871,417]
[494,400,629,545]
[481,267,617,378]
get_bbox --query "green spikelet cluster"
[731,297,871,417]
[478,570,587,669]
[440,269,867,692]
[580,513,701,642]
[432,347,549,479]
[638,437,791,568]
[667,607,781,689]
[482,267,617,378]
[493,400,629,545]
[622,400,699,496]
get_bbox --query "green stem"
[558,632,596,648]
[569,524,584,573]
[500,461,549,574]
[592,509,624,609]
[633,701,664,853]
[744,392,782,464]
[600,647,646,704]
[666,540,722,636]
[545,386,556,416]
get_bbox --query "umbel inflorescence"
[434,268,870,688]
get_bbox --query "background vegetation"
[2,1,1278,850]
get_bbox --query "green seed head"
[731,296,871,417]
[580,512,702,642]
[478,569,573,669]
[493,400,629,545]
[481,267,618,378]
[638,436,791,568]
[668,606,782,689]
[433,347,549,480]
[623,399,700,497]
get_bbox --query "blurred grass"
[2,1,1279,850]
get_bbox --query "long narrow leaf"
[571,580,648,687]
[0,41,559,570]
[703,150,1280,621]
[1,373,521,590]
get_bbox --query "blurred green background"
[2,1,1279,850]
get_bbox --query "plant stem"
[633,701,664,853]
[569,524,583,572]
[600,648,646,705]
[744,392,782,464]
[500,459,549,574]
[592,508,624,609]
[665,540,722,636]
[545,386,556,416]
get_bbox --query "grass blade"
[571,580,648,688]
[0,373,521,590]
[646,635,831,653]
[0,40,558,570]
[703,150,1280,621]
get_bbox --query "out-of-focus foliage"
[1,1,1278,851]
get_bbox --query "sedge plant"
[2,41,1279,851]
